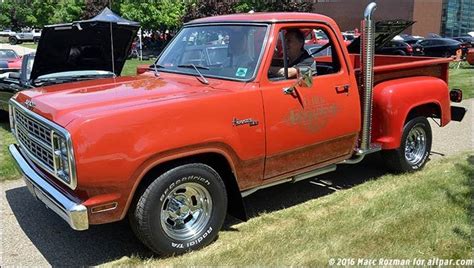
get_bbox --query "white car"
[0,29,16,37]
[8,29,41,45]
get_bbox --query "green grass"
[107,153,473,266]
[0,115,19,181]
[121,58,155,76]
[449,62,474,99]
[19,43,38,50]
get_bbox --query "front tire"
[383,116,432,173]
[130,163,228,255]
[9,37,17,45]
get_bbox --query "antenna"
[109,0,115,76]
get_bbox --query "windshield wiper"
[149,64,165,69]
[177,64,209,85]
[149,64,165,77]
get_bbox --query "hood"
[347,20,415,53]
[30,8,139,81]
[14,74,229,126]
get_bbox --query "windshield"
[0,49,19,59]
[156,25,268,81]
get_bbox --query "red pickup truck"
[8,3,466,255]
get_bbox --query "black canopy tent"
[83,7,139,26]
[31,8,140,80]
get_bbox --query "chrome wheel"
[160,182,212,241]
[404,125,427,166]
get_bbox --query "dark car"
[451,36,474,57]
[412,38,462,57]
[451,36,474,47]
[404,38,423,45]
[398,34,424,45]
[376,40,413,56]
[0,53,34,111]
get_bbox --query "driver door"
[261,24,360,179]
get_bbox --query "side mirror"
[296,66,313,88]
[136,64,149,75]
[283,66,314,95]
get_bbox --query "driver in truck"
[270,28,314,78]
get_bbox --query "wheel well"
[132,153,247,221]
[406,103,441,123]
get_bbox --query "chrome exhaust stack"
[360,2,377,151]
[342,2,380,165]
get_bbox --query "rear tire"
[129,163,227,255]
[382,116,432,173]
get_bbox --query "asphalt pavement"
[0,99,472,266]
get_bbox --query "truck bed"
[349,54,452,86]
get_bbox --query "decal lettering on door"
[285,96,338,133]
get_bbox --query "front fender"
[66,86,265,224]
[371,76,451,149]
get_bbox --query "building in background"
[441,0,474,37]
[312,0,473,37]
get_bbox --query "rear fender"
[371,76,451,150]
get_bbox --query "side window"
[422,40,432,46]
[268,26,341,80]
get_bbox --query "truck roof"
[186,12,336,25]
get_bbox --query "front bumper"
[9,144,89,231]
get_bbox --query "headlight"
[52,132,74,185]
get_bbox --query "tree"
[182,0,314,23]
[29,0,56,27]
[0,0,85,29]
[81,0,111,19]
[233,0,314,13]
[120,0,186,30]
[182,0,235,23]
[0,2,13,29]
[0,2,33,30]
[50,1,85,24]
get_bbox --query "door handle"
[283,87,295,95]
[335,84,350,94]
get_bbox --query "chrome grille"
[13,106,55,173]
[10,99,77,190]
[16,126,55,170]
[14,108,51,145]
